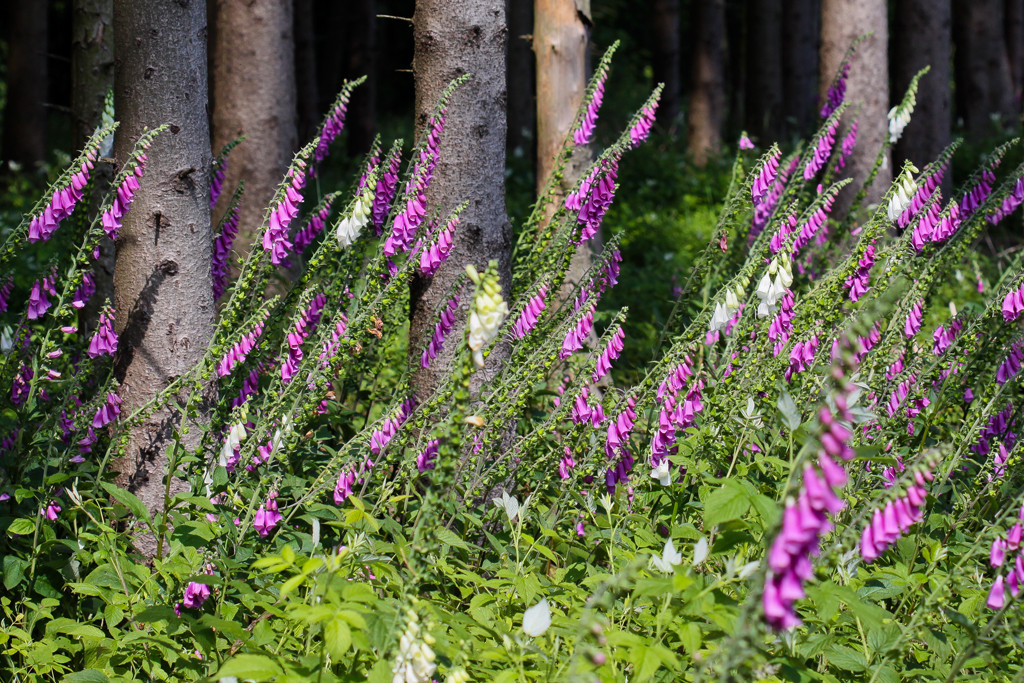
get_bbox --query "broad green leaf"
[100,482,152,528]
[7,517,36,536]
[324,618,352,659]
[3,555,26,590]
[776,391,801,430]
[216,654,284,680]
[435,526,472,551]
[61,671,110,683]
[704,480,750,527]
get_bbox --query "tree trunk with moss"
[112,0,215,557]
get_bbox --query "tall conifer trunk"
[112,0,215,557]
[687,0,725,166]
[2,2,48,167]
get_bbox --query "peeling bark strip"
[409,0,513,399]
[112,0,215,557]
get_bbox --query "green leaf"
[826,644,867,672]
[7,517,36,537]
[703,480,750,527]
[324,618,352,659]
[777,391,801,431]
[678,622,701,655]
[217,654,284,680]
[61,671,110,683]
[100,482,152,528]
[435,526,472,551]
[3,555,26,590]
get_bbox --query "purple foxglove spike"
[560,303,596,359]
[930,201,961,243]
[27,279,52,320]
[421,297,460,369]
[990,174,1024,225]
[904,300,924,338]
[803,119,839,180]
[212,203,242,300]
[416,439,440,473]
[11,365,32,406]
[628,101,658,148]
[769,213,799,255]
[0,277,12,313]
[314,98,351,166]
[739,134,755,150]
[791,195,835,254]
[71,273,96,309]
[419,216,458,276]
[87,310,118,358]
[92,392,122,428]
[210,159,227,210]
[511,286,548,339]
[593,327,626,383]
[752,149,781,203]
[987,574,1006,610]
[835,120,858,172]
[253,493,282,537]
[293,197,335,253]
[573,74,606,146]
[333,469,356,504]
[820,63,850,119]
[1003,283,1024,322]
[844,242,875,302]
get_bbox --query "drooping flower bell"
[466,263,510,369]
[253,491,282,537]
[421,297,460,369]
[87,309,118,358]
[28,148,96,243]
[511,285,548,339]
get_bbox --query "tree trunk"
[782,0,820,137]
[651,0,681,132]
[294,0,320,143]
[820,0,890,206]
[893,0,952,173]
[210,0,298,260]
[410,0,512,397]
[2,1,48,168]
[687,0,725,166]
[1007,0,1024,115]
[953,0,1015,138]
[534,0,589,195]
[345,0,377,156]
[71,0,115,329]
[507,0,536,166]
[745,0,784,144]
[112,0,215,557]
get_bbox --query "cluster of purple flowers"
[418,215,458,277]
[904,300,924,338]
[281,292,327,384]
[592,327,625,383]
[651,360,704,467]
[844,242,875,302]
[511,285,548,339]
[0,277,13,313]
[92,392,122,428]
[932,319,962,355]
[574,70,607,146]
[987,505,1024,609]
[369,398,416,459]
[313,89,352,166]
[990,174,1024,225]
[820,62,849,119]
[972,402,1016,457]
[753,158,798,241]
[909,196,944,252]
[898,164,946,229]
[791,193,836,255]
[752,149,781,203]
[604,397,637,494]
[803,118,839,180]
[560,302,596,359]
[211,202,241,301]
[384,111,446,258]
[628,101,658,148]
[101,150,147,240]
[29,149,96,243]
[416,439,440,473]
[72,273,95,310]
[421,297,460,369]
[764,402,854,630]
[960,168,996,219]
[785,333,819,382]
[27,273,57,320]
[262,161,308,266]
[372,146,402,235]
[834,120,858,171]
[570,386,606,427]
[319,313,350,365]
[565,159,619,244]
[860,466,933,562]
[559,446,577,479]
[996,341,1024,386]
[1002,282,1024,321]
[768,292,796,358]
[292,193,336,253]
[11,365,32,407]
[217,316,266,378]
[253,491,281,537]
[87,310,118,358]
[210,156,228,210]
[334,469,357,503]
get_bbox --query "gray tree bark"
[410,0,513,397]
[745,0,784,143]
[112,0,215,557]
[2,1,48,167]
[782,0,820,137]
[72,0,115,330]
[651,0,680,131]
[953,0,1015,137]
[210,0,298,259]
[893,0,951,173]
[687,0,725,166]
[820,0,890,206]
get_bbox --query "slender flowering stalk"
[262,159,308,266]
[253,492,282,537]
[861,466,934,562]
[312,78,365,167]
[370,398,417,458]
[212,186,243,301]
[467,262,509,369]
[791,193,836,254]
[511,285,548,339]
[960,168,996,219]
[910,194,942,252]
[932,319,962,355]
[887,166,918,223]
[87,309,118,358]
[844,242,875,302]
[835,121,857,171]
[101,141,151,240]
[384,111,447,257]
[0,277,12,313]
[593,326,626,383]
[785,333,820,382]
[72,272,96,309]
[281,292,327,383]
[1003,282,1024,322]
[210,136,242,209]
[803,117,839,180]
[996,341,1024,386]
[372,141,402,235]
[416,440,440,473]
[904,300,924,338]
[990,173,1024,225]
[421,297,460,369]
[574,71,607,146]
[28,150,96,243]
[560,302,596,359]
[820,62,850,119]
[92,393,122,428]
[319,313,350,364]
[292,192,337,253]
[217,315,267,377]
[752,147,781,203]
[27,273,57,320]
[334,469,357,504]
[628,100,659,148]
[419,213,460,277]
[565,158,619,244]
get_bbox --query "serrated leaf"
[703,480,750,527]
[435,526,472,551]
[324,618,352,659]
